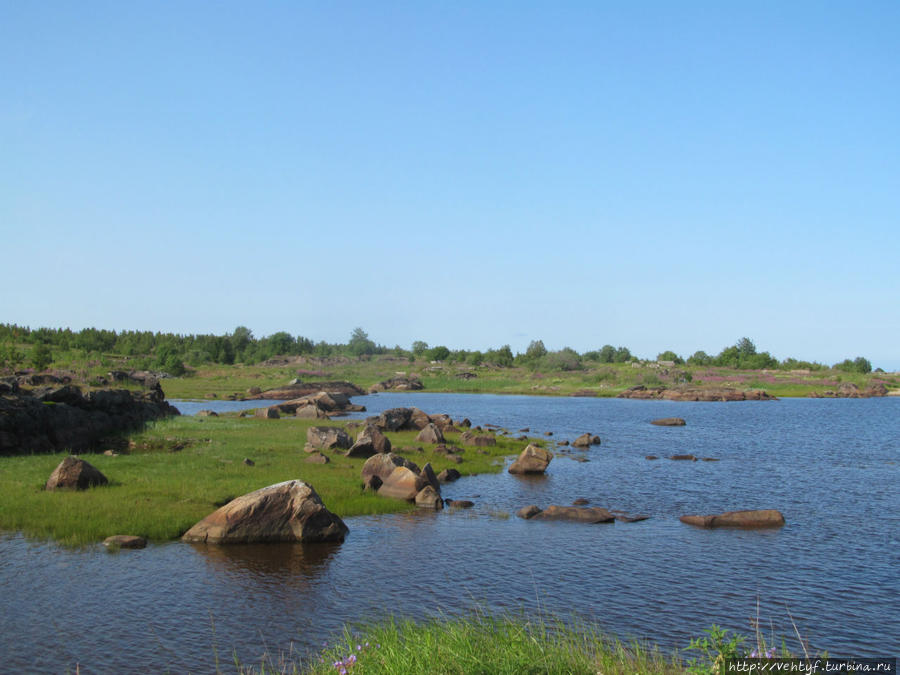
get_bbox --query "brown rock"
[572,433,592,448]
[508,444,553,475]
[447,500,474,508]
[572,498,590,505]
[517,505,543,519]
[375,407,414,431]
[305,452,330,464]
[679,509,785,529]
[437,468,461,483]
[294,403,329,419]
[415,486,443,509]
[306,426,352,451]
[645,455,659,460]
[415,423,445,444]
[181,480,348,543]
[460,432,496,447]
[651,417,686,426]
[532,505,615,523]
[255,407,280,419]
[346,424,391,458]
[361,452,420,485]
[377,466,421,501]
[415,462,441,494]
[103,535,147,549]
[669,454,697,461]
[45,456,109,490]
[616,514,650,523]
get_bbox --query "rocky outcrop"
[275,391,366,417]
[249,381,366,400]
[306,426,352,452]
[651,417,686,426]
[377,462,441,502]
[181,480,348,544]
[618,386,777,402]
[508,444,553,474]
[680,509,785,529]
[369,376,424,393]
[809,382,890,399]
[45,456,109,490]
[0,384,179,456]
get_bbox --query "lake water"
[2,393,898,673]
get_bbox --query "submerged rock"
[651,417,686,426]
[508,444,553,475]
[181,480,348,544]
[679,509,785,529]
[103,535,147,549]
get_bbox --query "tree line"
[0,323,875,375]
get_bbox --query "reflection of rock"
[508,444,552,474]
[45,456,108,490]
[680,509,785,529]
[182,480,348,544]
[185,540,342,582]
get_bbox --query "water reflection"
[188,541,341,580]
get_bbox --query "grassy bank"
[236,612,686,675]
[0,415,526,546]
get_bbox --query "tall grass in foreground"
[235,612,683,675]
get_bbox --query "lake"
[2,393,898,673]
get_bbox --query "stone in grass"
[415,423,444,445]
[182,480,348,544]
[103,535,147,549]
[45,456,108,491]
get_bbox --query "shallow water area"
[2,394,898,673]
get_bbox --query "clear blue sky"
[2,2,898,369]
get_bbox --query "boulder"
[363,475,382,491]
[369,376,424,393]
[375,407,414,431]
[305,452,330,464]
[679,509,785,529]
[651,417,686,426]
[669,454,697,461]
[181,480,348,543]
[415,486,443,509]
[294,403,330,419]
[306,426,352,451]
[415,423,445,444]
[508,444,553,475]
[571,433,601,447]
[516,505,543,519]
[409,408,432,430]
[460,432,496,447]
[361,452,420,485]
[45,456,108,490]
[103,535,147,549]
[532,505,615,524]
[437,468,461,483]
[346,424,391,458]
[377,466,421,501]
[255,407,280,419]
[415,462,441,493]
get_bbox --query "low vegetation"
[0,415,525,546]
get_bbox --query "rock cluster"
[808,382,889,399]
[368,377,424,393]
[248,381,366,400]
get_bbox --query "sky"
[2,2,898,369]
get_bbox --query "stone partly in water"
[377,466,421,501]
[181,480,349,544]
[679,509,785,529]
[103,535,147,549]
[531,505,616,524]
[508,444,553,475]
[436,468,461,483]
[415,486,444,510]
[572,433,602,447]
[45,456,109,490]
[651,417,686,426]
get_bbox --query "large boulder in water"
[45,456,108,490]
[508,444,553,474]
[181,480,348,544]
[680,509,785,529]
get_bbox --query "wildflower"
[357,644,363,651]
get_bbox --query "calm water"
[2,394,898,673]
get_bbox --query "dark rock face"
[437,468,461,483]
[346,424,391,458]
[368,377,424,393]
[680,509,785,529]
[651,417,686,426]
[508,444,553,474]
[182,480,348,544]
[1,385,179,456]
[45,456,109,490]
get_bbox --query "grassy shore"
[234,612,687,675]
[0,414,527,546]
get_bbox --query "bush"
[29,343,53,371]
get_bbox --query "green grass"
[236,612,684,675]
[0,415,528,546]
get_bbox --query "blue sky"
[2,2,898,368]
